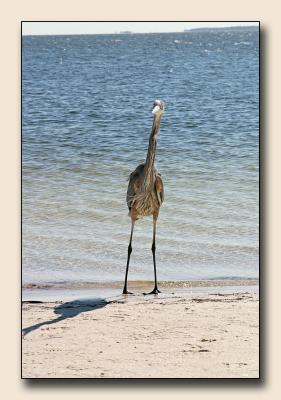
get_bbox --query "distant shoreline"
[186,25,258,32]
[22,25,258,37]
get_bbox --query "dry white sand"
[22,288,259,378]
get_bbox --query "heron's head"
[152,99,165,116]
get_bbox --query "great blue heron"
[123,99,165,295]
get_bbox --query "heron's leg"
[123,220,135,295]
[144,216,161,295]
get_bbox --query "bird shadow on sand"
[22,297,107,337]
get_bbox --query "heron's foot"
[143,287,161,295]
[122,289,134,295]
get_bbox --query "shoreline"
[22,278,258,302]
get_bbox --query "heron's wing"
[126,170,142,210]
[155,173,164,205]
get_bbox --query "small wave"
[234,41,251,46]
[88,111,100,118]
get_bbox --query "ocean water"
[22,28,259,287]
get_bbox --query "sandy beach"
[22,281,259,378]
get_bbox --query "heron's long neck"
[143,115,162,190]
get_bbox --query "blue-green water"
[22,28,259,286]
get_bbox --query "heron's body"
[127,163,164,219]
[123,100,165,295]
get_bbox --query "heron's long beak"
[152,105,160,115]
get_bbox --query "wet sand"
[22,282,259,378]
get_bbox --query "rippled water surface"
[22,28,259,285]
